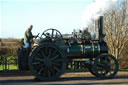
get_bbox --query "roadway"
[0,72,128,85]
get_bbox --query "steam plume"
[81,0,119,29]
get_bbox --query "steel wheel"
[94,53,118,79]
[29,43,66,81]
[41,28,63,40]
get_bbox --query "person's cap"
[28,25,33,29]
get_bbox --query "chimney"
[98,16,105,42]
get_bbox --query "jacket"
[24,29,34,43]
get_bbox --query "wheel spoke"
[32,62,40,65]
[53,59,63,62]
[111,63,115,67]
[47,69,51,78]
[50,54,59,61]
[34,62,45,68]
[38,67,44,75]
[35,57,44,62]
[110,66,115,71]
[36,52,42,58]
[52,62,61,66]
[52,50,57,56]
[45,47,48,55]
[55,32,58,37]
[48,48,52,57]
[51,29,54,38]
[97,62,104,67]
[53,66,61,72]
[40,49,46,58]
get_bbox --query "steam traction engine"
[18,16,118,81]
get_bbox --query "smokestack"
[98,16,105,42]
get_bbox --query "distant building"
[63,34,72,38]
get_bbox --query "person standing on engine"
[24,25,35,48]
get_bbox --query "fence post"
[4,56,7,71]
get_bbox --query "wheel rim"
[94,54,118,79]
[29,44,66,80]
[88,58,99,77]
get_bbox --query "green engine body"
[64,40,108,58]
[38,36,108,59]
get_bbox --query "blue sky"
[0,0,93,38]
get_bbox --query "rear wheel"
[29,43,66,81]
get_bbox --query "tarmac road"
[0,72,128,85]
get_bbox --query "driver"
[24,25,37,48]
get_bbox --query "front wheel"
[93,53,118,79]
[88,58,98,77]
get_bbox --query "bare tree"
[104,0,128,59]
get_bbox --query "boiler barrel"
[67,42,108,58]
[83,42,108,56]
[67,43,82,56]
[84,43,100,55]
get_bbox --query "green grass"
[0,64,18,71]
